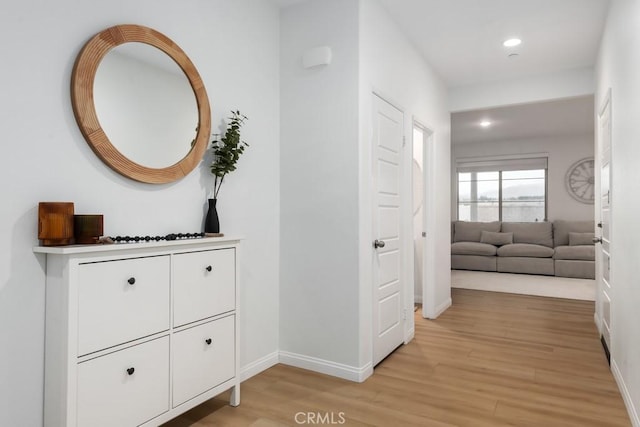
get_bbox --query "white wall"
[279,0,362,372]
[596,0,640,425]
[450,67,595,112]
[452,135,595,222]
[0,1,280,425]
[359,0,451,329]
[279,0,451,379]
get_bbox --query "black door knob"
[205,338,212,345]
[126,367,135,375]
[127,277,136,285]
[373,239,386,249]
[206,265,212,272]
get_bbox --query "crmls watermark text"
[294,411,346,425]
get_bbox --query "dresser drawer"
[78,256,170,355]
[77,336,170,427]
[172,315,235,407]
[173,249,235,327]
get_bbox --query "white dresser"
[34,237,240,427]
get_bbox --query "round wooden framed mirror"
[71,24,211,184]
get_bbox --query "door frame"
[595,88,612,345]
[411,119,437,320]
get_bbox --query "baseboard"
[600,335,611,365]
[414,294,423,304]
[404,326,415,344]
[434,298,452,318]
[279,351,373,383]
[594,312,602,334]
[612,358,640,427]
[240,351,279,382]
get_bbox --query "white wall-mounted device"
[302,46,332,69]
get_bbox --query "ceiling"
[274,0,610,88]
[451,95,594,145]
[274,0,608,145]
[374,0,607,145]
[377,0,610,88]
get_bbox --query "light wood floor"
[164,289,630,426]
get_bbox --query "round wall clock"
[565,157,595,204]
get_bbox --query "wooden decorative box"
[74,214,104,244]
[38,202,74,246]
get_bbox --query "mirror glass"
[93,42,198,169]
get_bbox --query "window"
[458,171,499,222]
[457,157,547,222]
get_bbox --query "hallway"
[166,288,629,426]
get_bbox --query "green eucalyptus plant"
[209,110,248,199]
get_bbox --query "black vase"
[204,198,220,233]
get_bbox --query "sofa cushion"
[569,232,595,246]
[553,220,594,246]
[451,241,497,256]
[452,255,497,271]
[501,222,553,248]
[480,231,513,246]
[453,221,501,243]
[555,260,595,279]
[553,245,595,261]
[497,257,555,275]
[497,243,555,258]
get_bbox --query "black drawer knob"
[127,277,136,285]
[126,367,135,376]
[206,265,212,272]
[205,338,212,345]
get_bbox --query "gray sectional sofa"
[451,220,595,279]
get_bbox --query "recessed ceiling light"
[503,38,522,47]
[480,121,492,128]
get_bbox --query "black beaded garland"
[108,232,205,244]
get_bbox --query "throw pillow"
[480,231,513,246]
[501,222,554,248]
[569,232,595,246]
[453,221,501,242]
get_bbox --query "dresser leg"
[230,384,240,406]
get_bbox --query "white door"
[372,94,404,366]
[597,93,612,355]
